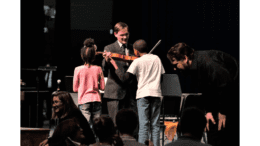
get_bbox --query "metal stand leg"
[36,76,39,127]
[29,105,31,127]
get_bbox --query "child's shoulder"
[91,65,102,70]
[147,54,161,61]
[75,65,85,70]
[75,65,101,70]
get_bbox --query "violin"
[95,39,161,62]
[96,51,138,62]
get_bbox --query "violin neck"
[96,52,103,55]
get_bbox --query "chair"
[161,74,207,144]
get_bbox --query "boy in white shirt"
[106,39,165,146]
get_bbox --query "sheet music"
[99,77,107,93]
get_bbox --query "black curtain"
[21,0,45,68]
[53,0,71,90]
[21,0,46,90]
[139,0,239,93]
[112,0,143,45]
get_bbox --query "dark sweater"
[48,109,96,145]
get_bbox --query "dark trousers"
[207,112,239,146]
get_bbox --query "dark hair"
[114,22,128,34]
[81,38,96,67]
[167,42,194,62]
[93,116,115,141]
[83,38,95,47]
[51,91,78,119]
[178,107,206,139]
[93,116,123,146]
[81,46,96,68]
[133,39,147,53]
[116,109,138,135]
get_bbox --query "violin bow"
[149,40,161,54]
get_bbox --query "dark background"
[21,0,239,93]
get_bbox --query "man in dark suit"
[102,22,137,125]
[167,42,239,146]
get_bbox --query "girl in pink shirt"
[73,38,105,128]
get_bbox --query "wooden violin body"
[96,52,138,62]
[110,53,138,62]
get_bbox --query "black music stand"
[161,74,182,145]
[38,66,57,127]
[21,66,57,127]
[64,76,74,93]
[64,76,79,107]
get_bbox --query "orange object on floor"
[164,121,178,141]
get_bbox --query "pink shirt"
[73,65,105,104]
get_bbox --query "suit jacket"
[102,41,136,100]
[188,50,239,116]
